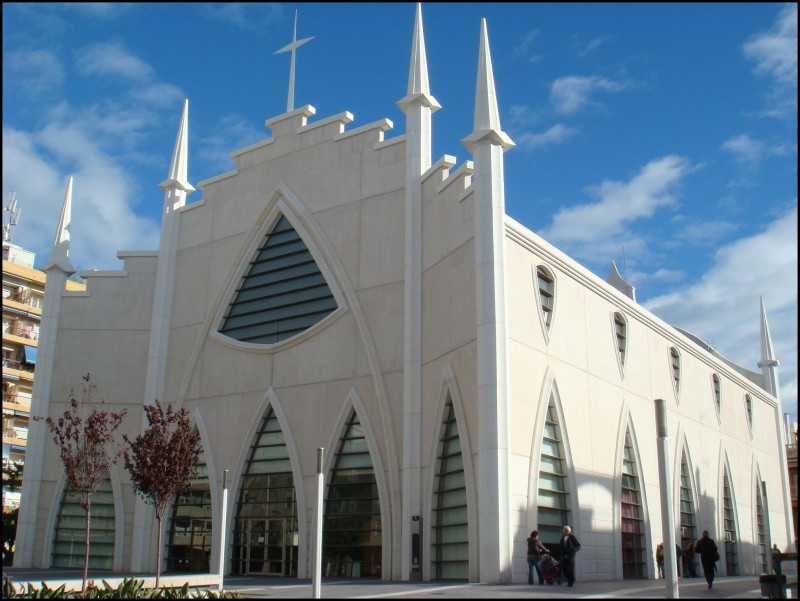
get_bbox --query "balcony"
[7,322,39,341]
[2,359,35,379]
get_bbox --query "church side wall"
[504,220,789,583]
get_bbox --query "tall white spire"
[159,99,194,207]
[275,10,315,113]
[397,3,440,112]
[42,176,76,274]
[462,19,514,152]
[758,296,780,398]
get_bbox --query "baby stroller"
[540,554,561,585]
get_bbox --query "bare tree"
[124,400,200,588]
[38,374,126,592]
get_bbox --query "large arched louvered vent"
[219,215,338,344]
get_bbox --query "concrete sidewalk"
[3,568,795,598]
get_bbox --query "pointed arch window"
[219,215,338,344]
[722,467,739,575]
[670,347,681,397]
[679,449,697,575]
[166,442,211,573]
[323,410,382,578]
[621,427,645,579]
[537,398,571,551]
[536,265,555,333]
[755,481,768,574]
[432,397,469,580]
[614,312,627,371]
[712,374,721,415]
[745,394,753,434]
[233,408,298,576]
[52,478,115,569]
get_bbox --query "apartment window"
[536,265,555,332]
[614,312,627,369]
[670,348,681,396]
[219,215,337,345]
[712,374,721,414]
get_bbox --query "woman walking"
[526,530,549,585]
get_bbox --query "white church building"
[15,5,795,584]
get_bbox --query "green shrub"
[2,576,242,599]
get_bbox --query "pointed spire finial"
[462,19,514,152]
[759,296,779,366]
[398,3,440,112]
[42,176,76,273]
[159,99,195,198]
[275,10,315,113]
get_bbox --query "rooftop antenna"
[274,10,315,113]
[2,192,21,244]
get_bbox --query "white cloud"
[4,49,65,99]
[515,123,578,151]
[550,75,629,115]
[742,4,798,118]
[196,114,265,174]
[539,155,693,252]
[63,3,136,18]
[76,42,154,82]
[513,29,543,63]
[203,3,282,32]
[643,204,798,421]
[721,133,795,168]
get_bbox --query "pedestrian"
[675,543,683,578]
[526,529,549,585]
[685,540,697,577]
[694,529,719,589]
[559,525,581,587]
[655,543,665,579]
[772,544,782,575]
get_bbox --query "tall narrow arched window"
[621,427,645,579]
[219,214,338,345]
[755,482,768,574]
[745,395,753,434]
[166,444,211,573]
[670,347,681,398]
[679,449,697,575]
[536,265,555,334]
[432,397,468,580]
[52,478,115,569]
[323,410,381,578]
[537,397,571,552]
[614,312,627,373]
[723,467,739,575]
[712,374,721,415]
[233,408,298,577]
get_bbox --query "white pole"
[655,399,679,598]
[312,448,324,599]
[219,470,228,593]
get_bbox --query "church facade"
[15,5,794,584]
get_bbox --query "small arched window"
[712,374,721,415]
[745,394,753,433]
[614,312,627,371]
[536,265,555,333]
[670,347,681,397]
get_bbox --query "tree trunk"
[156,514,163,589]
[82,496,91,593]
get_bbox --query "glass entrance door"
[244,518,295,576]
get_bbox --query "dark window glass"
[723,468,739,575]
[52,479,115,569]
[621,429,645,579]
[219,215,337,344]
[537,399,570,552]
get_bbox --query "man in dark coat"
[694,530,719,589]
[559,525,581,587]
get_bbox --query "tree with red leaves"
[124,400,200,587]
[38,374,127,592]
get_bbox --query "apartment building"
[2,240,84,510]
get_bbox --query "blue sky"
[2,3,797,424]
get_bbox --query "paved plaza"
[3,567,797,598]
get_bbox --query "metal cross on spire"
[274,10,315,113]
